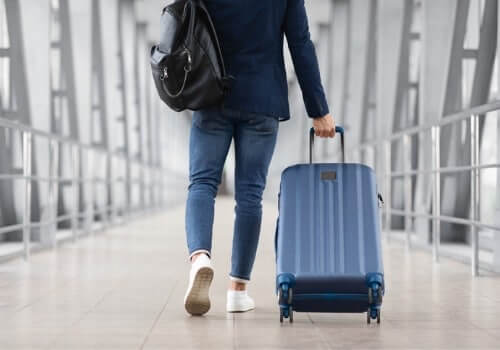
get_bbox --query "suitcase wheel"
[367,283,383,324]
[288,288,293,304]
[278,286,293,304]
[280,306,293,324]
[367,309,381,324]
[370,284,384,304]
[368,287,382,304]
[278,285,294,324]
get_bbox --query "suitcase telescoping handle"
[309,126,345,164]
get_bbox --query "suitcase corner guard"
[366,272,384,324]
[276,273,296,323]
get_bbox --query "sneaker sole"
[226,304,255,313]
[226,306,255,313]
[184,267,214,316]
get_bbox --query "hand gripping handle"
[309,126,345,164]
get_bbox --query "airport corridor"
[2,0,500,349]
[2,197,500,350]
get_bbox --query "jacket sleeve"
[284,0,330,118]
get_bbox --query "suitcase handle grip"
[309,126,345,164]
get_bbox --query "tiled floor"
[1,197,500,349]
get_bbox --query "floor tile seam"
[466,318,490,333]
[43,259,143,348]
[44,284,119,349]
[13,286,63,314]
[9,225,138,315]
[482,328,500,341]
[139,276,181,350]
[307,313,335,350]
[232,314,237,350]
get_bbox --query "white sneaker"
[226,290,255,313]
[184,254,214,316]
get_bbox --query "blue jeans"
[186,106,279,281]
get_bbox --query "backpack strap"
[195,0,230,80]
[182,0,197,49]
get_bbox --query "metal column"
[22,131,32,260]
[431,126,441,262]
[403,134,413,249]
[470,115,480,276]
[384,140,392,240]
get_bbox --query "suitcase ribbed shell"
[276,163,384,298]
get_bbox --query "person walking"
[184,0,336,316]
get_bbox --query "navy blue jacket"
[204,0,329,121]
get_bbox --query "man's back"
[204,1,286,69]
[204,0,329,121]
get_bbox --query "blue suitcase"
[275,127,385,324]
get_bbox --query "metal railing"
[347,101,500,276]
[0,116,170,261]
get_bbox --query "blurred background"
[0,0,499,274]
[1,1,500,349]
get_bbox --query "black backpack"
[150,0,233,112]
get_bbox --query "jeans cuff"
[230,275,250,284]
[189,249,211,261]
